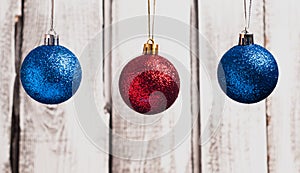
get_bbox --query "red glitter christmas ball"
[119,54,180,115]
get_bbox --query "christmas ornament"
[119,0,180,114]
[20,0,82,104]
[217,0,278,104]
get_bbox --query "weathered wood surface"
[199,0,268,173]
[190,0,200,173]
[0,0,21,172]
[18,0,108,172]
[0,0,300,172]
[111,0,193,172]
[265,0,300,172]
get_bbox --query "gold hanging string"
[148,0,157,40]
[144,0,158,54]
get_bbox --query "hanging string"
[151,0,156,40]
[243,0,253,32]
[148,0,157,40]
[49,0,56,34]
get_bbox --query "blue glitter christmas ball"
[217,44,279,104]
[20,45,82,104]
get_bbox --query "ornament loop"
[147,38,155,44]
[47,29,57,36]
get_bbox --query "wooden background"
[0,0,299,172]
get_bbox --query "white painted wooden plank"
[19,0,108,172]
[0,0,20,172]
[265,0,300,172]
[199,0,268,172]
[111,0,193,172]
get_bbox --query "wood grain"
[0,0,21,172]
[19,0,108,172]
[265,0,300,172]
[199,0,268,172]
[0,0,298,172]
[111,0,193,172]
[190,0,200,173]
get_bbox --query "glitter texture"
[20,45,82,104]
[119,54,180,115]
[217,44,279,104]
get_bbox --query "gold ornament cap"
[238,30,254,46]
[143,39,158,55]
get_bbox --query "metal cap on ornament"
[143,39,158,55]
[238,29,254,46]
[44,30,59,46]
